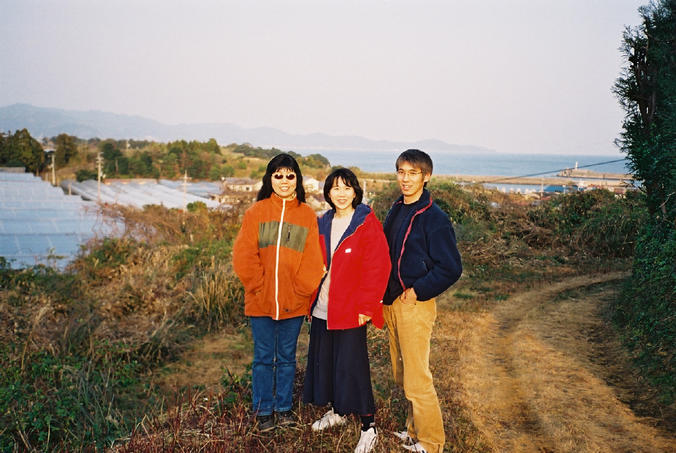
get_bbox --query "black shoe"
[257,414,275,432]
[277,410,296,427]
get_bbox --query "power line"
[485,159,629,184]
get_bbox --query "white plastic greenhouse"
[63,179,221,209]
[1,172,224,269]
[0,171,108,269]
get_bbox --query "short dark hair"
[396,149,433,188]
[396,149,433,175]
[257,153,306,203]
[323,167,363,210]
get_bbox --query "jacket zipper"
[274,198,287,320]
[325,216,366,329]
[396,200,432,291]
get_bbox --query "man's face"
[396,161,430,203]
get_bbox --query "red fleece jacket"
[315,205,391,329]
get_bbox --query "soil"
[154,272,676,452]
[437,272,676,452]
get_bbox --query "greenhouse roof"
[1,173,225,269]
[63,179,221,209]
[0,171,111,269]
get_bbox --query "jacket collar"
[384,189,432,231]
[321,203,370,230]
[393,188,431,209]
[269,192,298,207]
[319,204,372,268]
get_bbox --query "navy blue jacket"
[382,189,462,304]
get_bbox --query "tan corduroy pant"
[383,296,444,453]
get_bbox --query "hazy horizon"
[1,0,645,155]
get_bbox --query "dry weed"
[454,273,675,453]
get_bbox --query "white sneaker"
[402,442,428,453]
[311,408,346,431]
[393,429,413,444]
[354,427,377,453]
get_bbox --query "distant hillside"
[0,103,495,154]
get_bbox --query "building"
[222,177,262,193]
[303,176,321,193]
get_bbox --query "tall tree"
[614,0,676,222]
[54,133,78,166]
[1,129,45,173]
[0,132,8,164]
[613,0,675,404]
[100,140,124,176]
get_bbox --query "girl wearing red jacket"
[233,153,324,433]
[303,168,391,453]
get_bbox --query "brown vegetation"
[451,273,675,452]
[111,271,676,452]
[3,177,671,452]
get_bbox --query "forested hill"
[0,103,494,154]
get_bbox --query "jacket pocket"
[245,288,264,314]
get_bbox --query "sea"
[300,149,630,177]
[296,149,632,194]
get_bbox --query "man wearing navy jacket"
[382,149,463,453]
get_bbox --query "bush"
[186,201,207,212]
[0,346,142,451]
[615,222,676,404]
[0,202,248,451]
[430,182,492,224]
[75,169,98,182]
[572,192,647,257]
[529,190,645,257]
[187,260,244,331]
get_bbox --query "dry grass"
[152,327,253,396]
[111,270,676,452]
[3,188,662,451]
[112,324,411,452]
[453,272,675,453]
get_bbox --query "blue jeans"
[250,316,304,416]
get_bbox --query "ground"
[150,272,676,452]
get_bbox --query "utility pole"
[97,152,102,202]
[50,152,56,186]
[183,170,188,212]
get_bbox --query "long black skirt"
[302,317,376,416]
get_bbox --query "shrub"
[0,346,142,451]
[529,190,645,257]
[186,201,207,212]
[615,222,676,404]
[75,168,98,182]
[185,256,244,331]
[572,191,647,257]
[430,182,492,224]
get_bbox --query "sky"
[0,0,646,155]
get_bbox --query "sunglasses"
[273,173,296,180]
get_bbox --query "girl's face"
[271,167,297,200]
[329,177,356,213]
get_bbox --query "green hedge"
[615,223,676,404]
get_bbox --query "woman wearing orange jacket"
[232,153,324,432]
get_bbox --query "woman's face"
[271,167,297,200]
[329,177,356,213]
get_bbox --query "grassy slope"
[2,159,670,451]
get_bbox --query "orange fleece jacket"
[232,194,324,320]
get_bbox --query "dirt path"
[436,272,675,452]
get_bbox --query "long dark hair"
[323,167,363,210]
[257,153,306,203]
